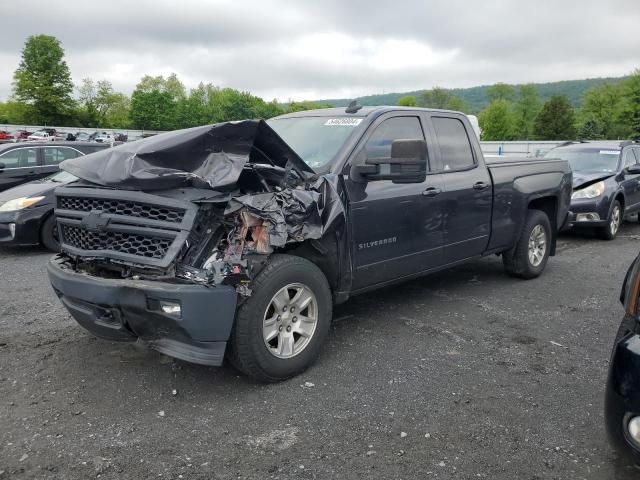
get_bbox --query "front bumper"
[47,257,238,366]
[566,197,610,228]
[605,317,640,465]
[0,204,52,246]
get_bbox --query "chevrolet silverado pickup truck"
[47,106,572,382]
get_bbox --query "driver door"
[345,114,445,290]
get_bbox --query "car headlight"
[0,196,45,212]
[572,181,605,200]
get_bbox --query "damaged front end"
[47,120,348,366]
[53,119,339,295]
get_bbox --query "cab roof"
[272,106,463,120]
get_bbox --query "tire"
[598,200,622,240]
[503,209,552,279]
[227,254,332,382]
[40,214,60,252]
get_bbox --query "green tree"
[513,84,541,140]
[129,74,186,130]
[419,87,467,111]
[104,93,131,128]
[285,101,329,113]
[0,100,33,124]
[479,99,515,140]
[77,79,127,127]
[397,95,417,107]
[444,96,467,112]
[12,35,74,125]
[487,83,515,102]
[619,69,640,139]
[419,87,451,109]
[533,95,577,140]
[576,83,628,139]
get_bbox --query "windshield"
[267,116,362,169]
[544,148,620,173]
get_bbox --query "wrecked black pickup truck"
[47,106,572,382]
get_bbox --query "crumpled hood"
[60,120,313,191]
[572,171,615,190]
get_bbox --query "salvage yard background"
[1,222,640,479]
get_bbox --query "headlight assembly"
[0,196,45,212]
[572,181,605,200]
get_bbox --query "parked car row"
[0,129,128,144]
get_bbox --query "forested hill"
[317,76,629,112]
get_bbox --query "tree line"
[1,34,638,141]
[397,73,640,141]
[0,35,328,130]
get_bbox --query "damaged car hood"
[572,171,615,190]
[59,120,314,191]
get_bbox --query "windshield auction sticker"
[324,118,363,126]
[599,150,620,155]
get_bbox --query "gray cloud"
[0,0,638,102]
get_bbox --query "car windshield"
[267,116,362,169]
[544,148,620,173]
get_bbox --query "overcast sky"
[1,0,638,102]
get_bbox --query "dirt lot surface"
[2,223,640,479]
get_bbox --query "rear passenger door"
[0,147,41,191]
[42,147,82,176]
[428,115,492,263]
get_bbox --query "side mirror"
[353,139,427,183]
[627,165,640,175]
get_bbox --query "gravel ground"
[1,223,640,479]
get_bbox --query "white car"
[94,133,116,143]
[26,131,55,142]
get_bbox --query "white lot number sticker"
[600,150,620,155]
[324,118,362,126]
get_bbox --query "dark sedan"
[606,253,640,465]
[0,142,113,251]
[544,141,640,240]
[0,142,112,192]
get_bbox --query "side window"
[633,148,640,163]
[0,148,38,168]
[42,147,80,166]
[364,116,424,160]
[623,149,637,168]
[432,117,475,171]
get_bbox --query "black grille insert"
[54,187,198,268]
[61,224,172,259]
[58,196,185,223]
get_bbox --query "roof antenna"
[345,100,362,114]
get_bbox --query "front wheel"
[503,209,552,279]
[598,200,622,241]
[227,254,332,382]
[40,214,60,252]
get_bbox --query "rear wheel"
[228,254,332,382]
[598,200,622,241]
[40,214,60,252]
[503,209,551,279]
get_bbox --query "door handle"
[473,181,489,190]
[422,187,442,197]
